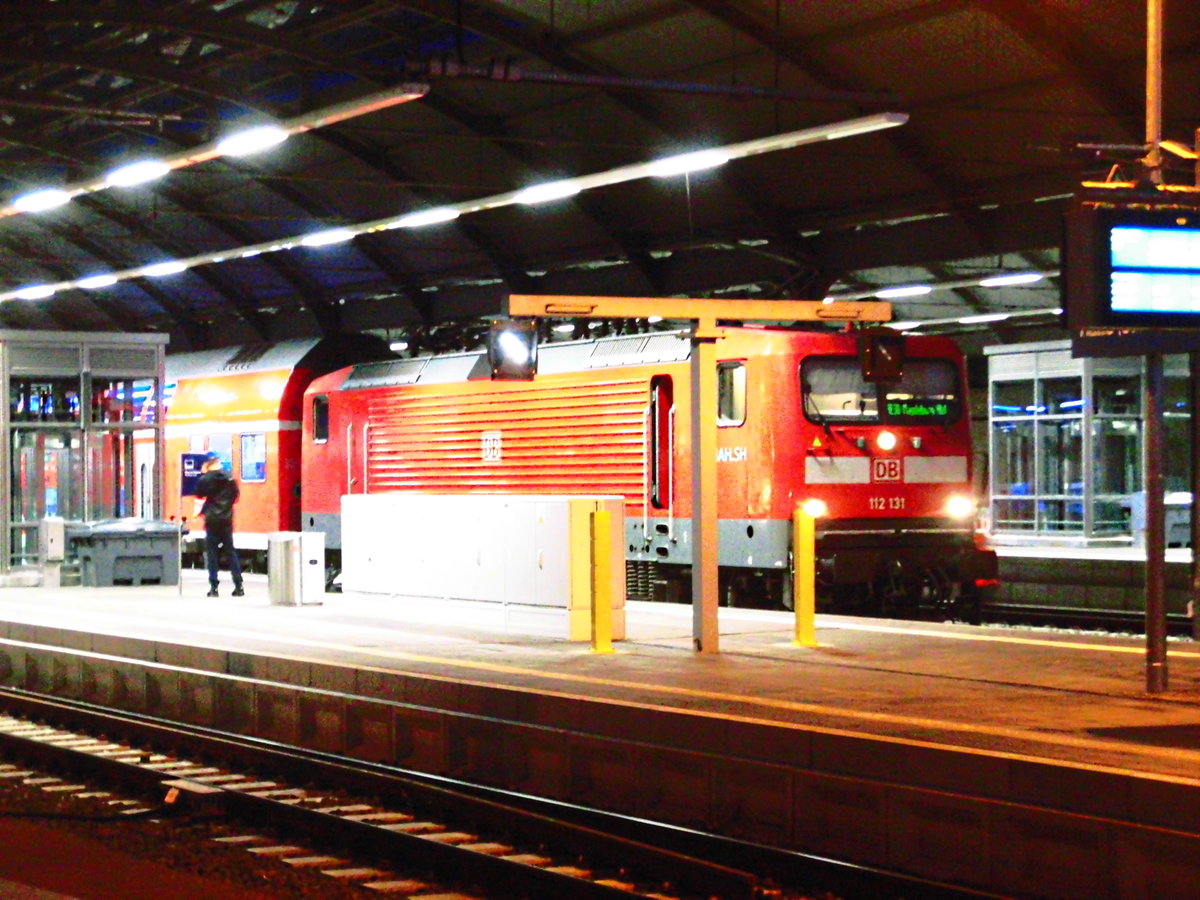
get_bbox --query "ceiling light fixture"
[958,312,1011,324]
[388,207,460,228]
[15,284,55,300]
[300,228,355,247]
[829,268,1060,302]
[77,274,118,289]
[646,149,730,177]
[979,272,1044,287]
[12,188,72,213]
[514,181,582,204]
[0,82,430,218]
[875,285,932,299]
[885,306,1061,332]
[141,261,188,277]
[105,160,171,187]
[0,112,909,302]
[215,124,289,157]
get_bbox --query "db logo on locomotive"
[872,458,901,482]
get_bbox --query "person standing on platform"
[194,451,244,597]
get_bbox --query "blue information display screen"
[1109,223,1200,316]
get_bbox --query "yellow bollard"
[591,508,614,654]
[792,499,825,647]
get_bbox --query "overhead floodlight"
[16,284,56,300]
[514,181,581,205]
[886,320,921,331]
[77,274,118,289]
[958,312,1010,324]
[300,228,355,247]
[141,261,188,277]
[388,207,460,228]
[105,159,171,187]
[875,285,932,299]
[216,124,289,157]
[552,322,575,334]
[979,272,1044,287]
[487,318,538,380]
[12,188,71,213]
[646,149,730,178]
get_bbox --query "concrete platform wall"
[2,624,1200,897]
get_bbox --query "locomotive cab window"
[312,394,329,443]
[802,358,878,421]
[717,362,745,426]
[802,357,961,425]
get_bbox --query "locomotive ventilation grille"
[364,378,647,504]
[344,358,428,389]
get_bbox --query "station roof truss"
[0,0,1195,357]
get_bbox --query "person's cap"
[204,451,219,461]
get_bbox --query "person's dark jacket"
[195,468,239,526]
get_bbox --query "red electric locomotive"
[300,326,996,617]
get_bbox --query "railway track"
[0,687,992,900]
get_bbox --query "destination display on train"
[1110,224,1200,315]
[886,400,949,418]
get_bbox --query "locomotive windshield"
[801,357,960,424]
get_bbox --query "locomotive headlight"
[801,498,828,518]
[876,430,897,451]
[945,494,976,520]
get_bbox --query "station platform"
[2,571,1200,897]
[2,569,1198,776]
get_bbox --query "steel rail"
[0,686,761,900]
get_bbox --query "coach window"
[312,395,329,443]
[717,362,745,426]
[240,433,267,482]
[649,376,674,508]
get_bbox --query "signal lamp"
[487,319,538,381]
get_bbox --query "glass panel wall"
[0,334,166,571]
[985,342,1173,543]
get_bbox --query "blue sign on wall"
[180,453,208,497]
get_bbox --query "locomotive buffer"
[505,294,892,654]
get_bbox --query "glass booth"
[1,333,167,571]
[985,341,1191,544]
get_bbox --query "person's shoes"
[232,586,244,597]
[206,588,218,598]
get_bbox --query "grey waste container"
[268,531,325,606]
[69,519,180,586]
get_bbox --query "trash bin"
[69,519,181,586]
[268,531,324,606]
